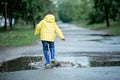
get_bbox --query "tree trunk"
[32,7,36,29]
[32,15,36,29]
[4,2,7,30]
[9,7,13,29]
[9,17,12,29]
[9,12,13,29]
[104,3,110,27]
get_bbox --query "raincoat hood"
[44,14,55,23]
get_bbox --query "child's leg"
[49,42,55,60]
[42,41,50,64]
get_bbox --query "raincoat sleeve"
[55,23,64,39]
[34,21,42,35]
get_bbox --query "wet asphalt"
[0,23,120,80]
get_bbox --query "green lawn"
[0,24,38,47]
[77,21,120,35]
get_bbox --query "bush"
[59,11,73,23]
[88,10,105,24]
[57,0,78,23]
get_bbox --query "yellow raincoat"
[34,14,64,42]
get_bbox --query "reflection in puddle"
[0,56,120,72]
[90,56,120,67]
[0,57,42,72]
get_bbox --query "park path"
[0,23,120,80]
[56,23,120,53]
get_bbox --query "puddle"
[86,39,102,42]
[111,43,120,45]
[0,56,42,72]
[80,34,120,45]
[89,34,114,37]
[0,56,120,72]
[87,34,113,40]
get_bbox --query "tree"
[92,0,120,27]
[22,0,55,28]
[57,0,93,23]
[0,0,56,30]
[0,0,8,30]
[0,0,25,30]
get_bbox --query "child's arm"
[34,21,42,35]
[55,23,65,40]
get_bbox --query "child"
[34,11,65,68]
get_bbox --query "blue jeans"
[42,41,55,64]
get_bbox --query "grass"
[76,21,120,35]
[0,24,38,47]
